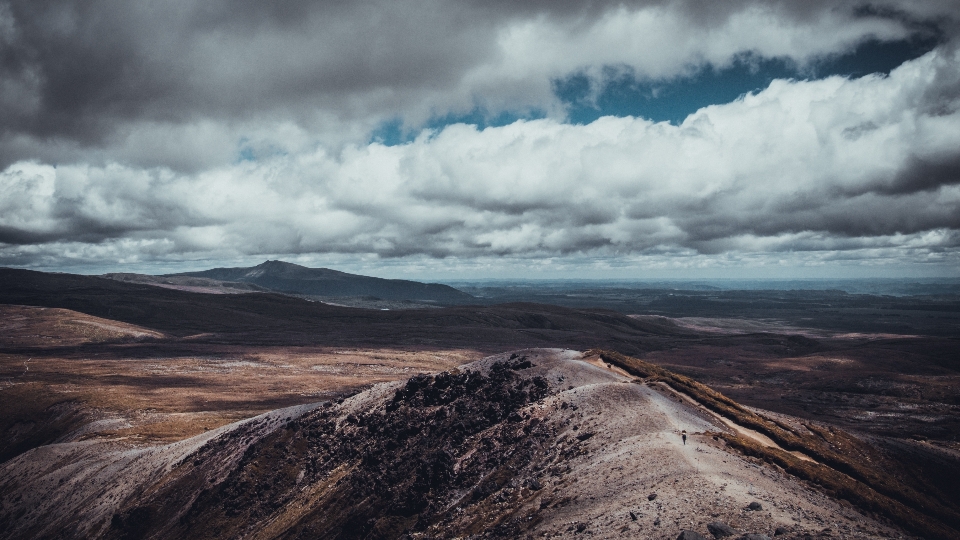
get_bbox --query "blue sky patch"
[557,35,940,125]
[370,108,546,146]
[372,34,940,144]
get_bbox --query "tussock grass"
[590,349,960,540]
[717,433,956,540]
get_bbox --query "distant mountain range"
[161,260,475,304]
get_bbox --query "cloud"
[2,45,958,273]
[0,0,955,171]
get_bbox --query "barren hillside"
[0,350,926,539]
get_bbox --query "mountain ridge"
[0,349,925,539]
[168,260,475,304]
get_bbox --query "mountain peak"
[255,260,305,269]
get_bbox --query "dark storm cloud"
[879,154,960,195]
[681,190,960,246]
[1,0,951,162]
[0,1,488,130]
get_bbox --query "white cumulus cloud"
[2,45,958,274]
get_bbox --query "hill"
[0,349,937,539]
[168,260,475,304]
[0,268,678,345]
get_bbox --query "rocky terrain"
[0,349,919,539]
[2,268,959,538]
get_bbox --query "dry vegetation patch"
[0,346,477,448]
[1,306,481,456]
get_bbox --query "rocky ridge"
[1,349,911,539]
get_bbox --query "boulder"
[747,501,763,511]
[677,531,709,540]
[707,521,737,538]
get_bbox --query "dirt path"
[651,380,818,464]
[525,350,901,538]
[584,353,818,464]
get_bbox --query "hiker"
[681,430,687,445]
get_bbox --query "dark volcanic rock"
[747,501,763,511]
[708,521,737,538]
[106,357,554,540]
[739,534,771,540]
[678,530,709,540]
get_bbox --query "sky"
[1,0,959,280]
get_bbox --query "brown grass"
[1,313,479,452]
[590,348,960,540]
